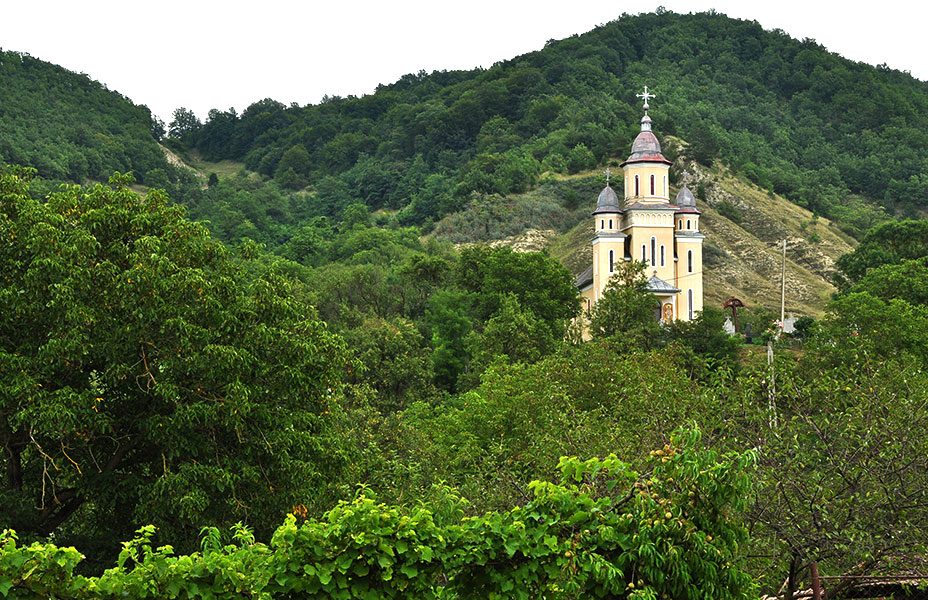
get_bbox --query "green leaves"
[0,170,347,554]
[0,432,756,599]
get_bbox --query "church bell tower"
[577,86,704,326]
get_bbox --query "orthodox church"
[576,87,704,324]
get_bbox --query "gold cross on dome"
[604,167,611,185]
[636,86,656,110]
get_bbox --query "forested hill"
[183,10,928,234]
[0,49,167,184]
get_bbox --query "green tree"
[588,260,661,348]
[167,107,202,139]
[0,168,346,559]
[342,316,436,413]
[457,245,579,342]
[663,306,742,377]
[461,293,554,387]
[566,142,596,174]
[425,290,473,391]
[834,219,928,287]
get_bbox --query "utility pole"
[780,239,787,323]
[769,239,785,430]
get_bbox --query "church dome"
[675,184,696,207]
[629,130,663,159]
[623,113,671,165]
[593,184,621,214]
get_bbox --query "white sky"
[2,1,926,124]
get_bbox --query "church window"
[664,175,667,196]
[687,219,692,230]
[650,237,656,267]
[660,244,665,266]
[687,289,694,320]
[609,250,615,272]
[650,174,655,195]
[600,219,604,229]
[608,218,613,229]
[641,244,646,262]
[678,220,682,230]
[687,249,693,273]
[634,175,640,197]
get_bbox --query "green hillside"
[3,14,928,593]
[184,9,928,236]
[0,49,167,184]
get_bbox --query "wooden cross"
[636,86,656,110]
[604,167,611,186]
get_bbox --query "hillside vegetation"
[0,50,167,184]
[3,11,928,597]
[180,9,927,237]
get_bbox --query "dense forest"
[2,8,928,599]
[2,166,927,598]
[0,50,167,185]
[172,9,928,240]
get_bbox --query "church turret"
[621,88,676,301]
[622,87,672,204]
[591,169,625,302]
[673,172,704,321]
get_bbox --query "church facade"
[577,88,704,324]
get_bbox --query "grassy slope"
[435,149,853,318]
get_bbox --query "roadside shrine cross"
[636,86,656,110]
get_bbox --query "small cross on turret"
[680,170,691,187]
[636,86,656,112]
[604,167,611,186]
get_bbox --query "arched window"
[650,237,656,267]
[687,249,693,273]
[678,220,682,230]
[634,175,640,197]
[609,249,614,272]
[641,244,647,262]
[687,219,692,230]
[600,219,604,230]
[650,174,655,195]
[664,175,668,197]
[608,218,613,229]
[687,289,694,320]
[660,244,665,267]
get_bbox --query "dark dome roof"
[675,184,697,209]
[593,184,621,214]
[629,131,662,159]
[623,113,671,165]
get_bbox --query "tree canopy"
[0,167,347,556]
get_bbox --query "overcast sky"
[2,1,926,124]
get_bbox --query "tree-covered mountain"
[0,49,167,184]
[181,9,928,235]
[4,14,928,593]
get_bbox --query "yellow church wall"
[592,235,626,301]
[623,163,670,201]
[625,213,676,284]
[674,239,703,321]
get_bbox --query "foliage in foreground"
[0,428,756,600]
[0,167,347,558]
